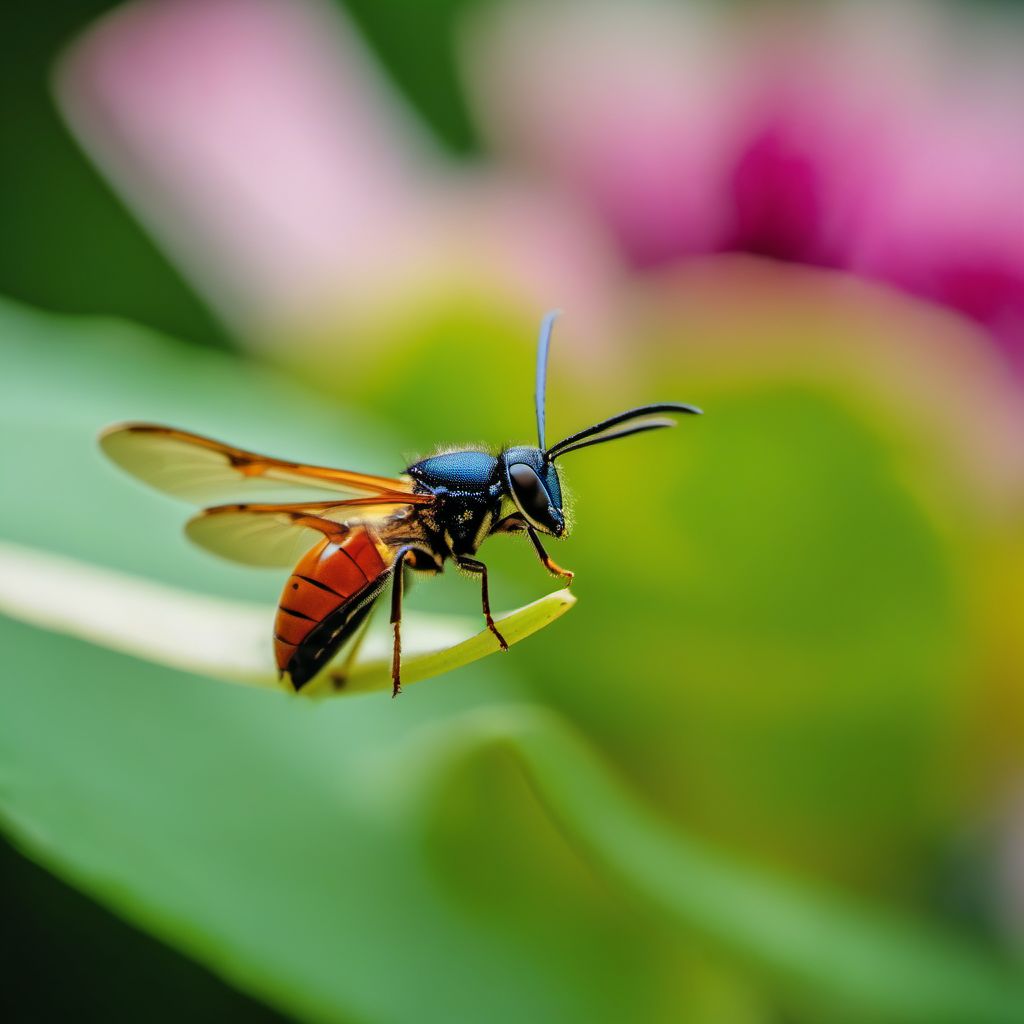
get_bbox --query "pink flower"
[57,0,1024,371]
[463,0,1024,368]
[57,0,619,351]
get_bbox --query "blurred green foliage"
[343,0,481,152]
[3,293,1023,1022]
[3,2,1024,1022]
[0,2,227,347]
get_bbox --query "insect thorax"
[405,449,505,560]
[416,487,503,558]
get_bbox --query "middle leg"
[457,557,509,651]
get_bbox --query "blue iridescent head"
[504,311,702,537]
[499,445,565,537]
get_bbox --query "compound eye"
[508,463,551,522]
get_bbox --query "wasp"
[101,312,700,695]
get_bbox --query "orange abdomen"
[274,528,388,678]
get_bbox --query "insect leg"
[457,557,509,652]
[527,527,575,584]
[389,545,418,697]
[328,599,378,691]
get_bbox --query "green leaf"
[414,709,1024,1024]
[2,612,1023,1023]
[0,540,575,696]
[4,294,1024,1024]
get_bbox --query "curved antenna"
[535,309,561,451]
[546,402,701,460]
[548,417,679,458]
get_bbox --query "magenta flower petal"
[850,90,1024,370]
[466,2,928,272]
[462,1,742,267]
[466,1,1024,365]
[720,14,906,268]
[58,0,618,348]
[58,0,439,335]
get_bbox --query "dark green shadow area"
[0,1,226,346]
[1,835,292,1024]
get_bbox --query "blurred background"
[2,1,1024,1021]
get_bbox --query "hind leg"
[389,546,418,697]
[328,602,377,691]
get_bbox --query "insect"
[101,312,700,696]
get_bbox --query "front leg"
[527,527,575,584]
[456,557,509,651]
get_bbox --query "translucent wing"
[185,498,410,567]
[100,423,432,506]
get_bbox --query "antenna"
[546,402,702,460]
[535,309,561,451]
